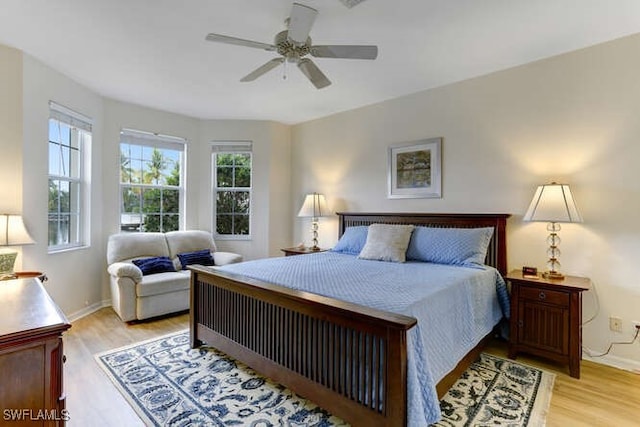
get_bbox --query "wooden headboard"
[337,212,510,276]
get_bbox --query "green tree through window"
[48,103,91,250]
[213,149,252,237]
[120,131,184,232]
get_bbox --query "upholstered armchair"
[107,230,242,321]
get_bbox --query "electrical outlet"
[609,316,623,332]
[633,320,640,330]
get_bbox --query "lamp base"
[542,271,565,280]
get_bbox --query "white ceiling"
[2,0,640,125]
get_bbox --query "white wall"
[267,123,292,256]
[0,45,30,275]
[0,45,23,215]
[4,31,639,368]
[197,120,291,260]
[103,102,292,262]
[292,33,640,368]
[102,99,201,232]
[21,53,106,317]
[0,44,292,320]
[91,95,293,306]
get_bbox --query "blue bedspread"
[218,251,508,426]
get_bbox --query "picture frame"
[388,137,442,199]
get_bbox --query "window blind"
[49,101,93,132]
[121,128,186,151]
[211,141,252,152]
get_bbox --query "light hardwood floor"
[484,341,640,427]
[65,308,189,427]
[65,308,640,426]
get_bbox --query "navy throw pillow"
[132,256,176,275]
[177,249,214,270]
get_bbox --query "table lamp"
[297,193,328,251]
[523,183,582,280]
[0,214,35,279]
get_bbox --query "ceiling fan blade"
[311,45,378,60]
[240,58,285,82]
[297,58,331,89]
[288,3,318,45]
[205,33,275,51]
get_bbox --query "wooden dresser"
[0,278,71,426]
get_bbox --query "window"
[120,129,185,232]
[48,102,92,251]
[212,142,252,238]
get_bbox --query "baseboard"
[583,351,640,373]
[67,299,111,322]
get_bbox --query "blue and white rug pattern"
[95,331,554,426]
[434,353,555,427]
[95,331,345,426]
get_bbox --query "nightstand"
[506,269,590,378]
[281,247,327,256]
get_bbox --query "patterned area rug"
[95,331,554,426]
[433,353,555,427]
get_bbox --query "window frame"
[211,142,253,240]
[119,129,186,233]
[48,101,92,253]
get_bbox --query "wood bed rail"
[190,266,416,426]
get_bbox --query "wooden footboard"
[190,266,417,426]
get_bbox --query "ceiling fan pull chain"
[282,60,288,81]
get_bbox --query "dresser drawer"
[520,286,569,307]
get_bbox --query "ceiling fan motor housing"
[275,30,311,62]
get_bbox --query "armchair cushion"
[166,230,216,259]
[135,271,190,297]
[107,232,169,264]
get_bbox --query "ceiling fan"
[205,2,378,89]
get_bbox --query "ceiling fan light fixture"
[287,3,318,45]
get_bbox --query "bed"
[189,212,509,426]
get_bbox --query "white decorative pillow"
[357,224,415,263]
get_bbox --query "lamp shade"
[297,193,329,218]
[0,214,35,246]
[523,183,582,223]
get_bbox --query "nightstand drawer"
[520,286,569,307]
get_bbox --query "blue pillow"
[406,226,494,268]
[177,249,214,269]
[331,226,369,255]
[132,256,176,275]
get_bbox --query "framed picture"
[388,137,442,199]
